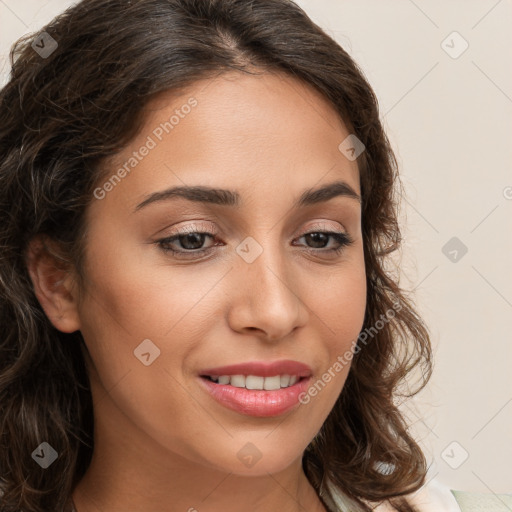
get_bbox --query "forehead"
[93,70,360,215]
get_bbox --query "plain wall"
[1,0,511,494]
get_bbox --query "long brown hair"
[0,1,432,510]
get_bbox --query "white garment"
[326,476,461,512]
[374,477,461,511]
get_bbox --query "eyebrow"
[134,179,361,212]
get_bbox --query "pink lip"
[199,359,312,378]
[198,375,312,417]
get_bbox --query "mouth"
[197,359,313,417]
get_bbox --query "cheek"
[312,252,367,346]
[75,233,229,415]
[329,271,366,344]
[296,265,366,418]
[78,223,219,337]
[304,253,366,393]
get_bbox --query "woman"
[0,0,454,510]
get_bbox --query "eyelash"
[155,227,354,260]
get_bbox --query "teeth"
[206,374,302,389]
[263,375,281,390]
[230,375,246,388]
[245,375,264,390]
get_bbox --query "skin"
[27,70,366,512]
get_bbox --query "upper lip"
[199,359,313,378]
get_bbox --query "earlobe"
[25,236,81,334]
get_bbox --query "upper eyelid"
[163,220,348,237]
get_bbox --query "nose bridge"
[228,231,307,340]
[248,239,293,301]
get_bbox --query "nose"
[226,242,309,342]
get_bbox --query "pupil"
[306,232,327,248]
[180,233,204,250]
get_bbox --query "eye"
[155,226,354,260]
[293,230,354,256]
[156,229,219,259]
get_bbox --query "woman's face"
[74,71,366,476]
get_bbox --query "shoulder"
[372,478,461,512]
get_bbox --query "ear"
[25,235,81,333]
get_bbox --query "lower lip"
[198,376,312,417]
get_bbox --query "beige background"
[1,0,511,494]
